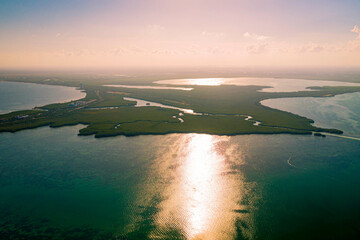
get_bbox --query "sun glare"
[187,78,224,86]
[151,134,245,239]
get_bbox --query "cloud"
[206,46,229,55]
[147,24,164,33]
[243,32,270,41]
[246,43,268,54]
[351,25,360,39]
[347,25,360,51]
[347,40,360,52]
[55,49,74,57]
[55,33,61,38]
[201,31,224,38]
[298,43,324,53]
[111,47,127,56]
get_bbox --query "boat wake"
[287,157,296,168]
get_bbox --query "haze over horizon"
[1,0,360,69]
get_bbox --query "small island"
[314,132,326,137]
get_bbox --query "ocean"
[0,81,359,239]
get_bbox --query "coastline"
[0,80,85,114]
[1,79,359,138]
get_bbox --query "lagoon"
[123,96,199,115]
[104,84,193,91]
[262,92,360,137]
[155,77,360,92]
[0,81,85,114]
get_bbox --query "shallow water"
[124,97,200,115]
[0,81,85,114]
[104,84,193,91]
[124,97,262,126]
[262,92,360,137]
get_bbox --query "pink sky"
[1,0,360,69]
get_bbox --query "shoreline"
[0,122,314,138]
[1,79,360,139]
[0,80,85,114]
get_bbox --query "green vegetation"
[314,132,326,137]
[1,75,360,138]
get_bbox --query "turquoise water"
[0,83,360,239]
[262,92,360,137]
[0,81,85,114]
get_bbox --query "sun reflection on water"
[183,134,224,237]
[187,78,224,86]
[149,134,251,240]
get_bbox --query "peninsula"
[1,75,360,138]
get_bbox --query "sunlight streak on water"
[148,134,252,240]
[187,78,224,86]
[183,134,222,237]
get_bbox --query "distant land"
[1,72,360,138]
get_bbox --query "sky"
[1,0,360,69]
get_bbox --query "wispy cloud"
[201,31,224,38]
[347,40,360,52]
[347,25,360,51]
[243,32,270,41]
[147,24,164,33]
[298,43,324,53]
[351,25,360,39]
[246,43,268,54]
